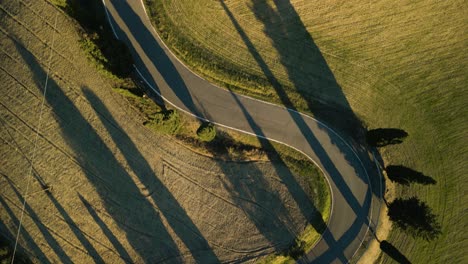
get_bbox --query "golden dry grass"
[147,0,467,262]
[0,0,330,263]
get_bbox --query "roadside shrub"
[65,0,133,79]
[145,110,181,135]
[80,34,108,69]
[283,239,306,259]
[197,123,216,142]
[0,246,10,264]
[80,33,132,78]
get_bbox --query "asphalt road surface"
[104,1,382,263]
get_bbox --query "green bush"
[0,246,10,263]
[197,123,216,142]
[283,239,306,260]
[64,0,133,79]
[145,110,181,135]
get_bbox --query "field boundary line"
[10,13,59,264]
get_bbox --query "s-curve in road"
[104,0,382,263]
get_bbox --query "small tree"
[145,110,181,135]
[283,239,306,260]
[197,123,216,142]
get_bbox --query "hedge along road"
[103,0,382,263]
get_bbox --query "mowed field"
[147,0,467,263]
[0,0,330,263]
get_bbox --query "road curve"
[104,1,381,263]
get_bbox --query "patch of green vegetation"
[0,238,29,264]
[55,0,133,79]
[196,123,216,142]
[144,110,181,135]
[49,0,67,9]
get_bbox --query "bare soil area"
[0,1,326,263]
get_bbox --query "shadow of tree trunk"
[380,240,411,264]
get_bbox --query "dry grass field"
[147,0,467,263]
[0,0,330,263]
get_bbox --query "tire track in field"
[0,168,126,261]
[16,0,62,34]
[162,158,295,222]
[0,65,49,102]
[0,101,115,189]
[160,159,299,252]
[0,183,126,261]
[0,6,76,68]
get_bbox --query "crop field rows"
[0,0,330,263]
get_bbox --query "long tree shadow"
[104,0,202,117]
[78,194,132,263]
[0,219,30,264]
[0,195,49,264]
[1,181,72,264]
[13,40,183,262]
[42,186,104,263]
[385,166,436,186]
[226,88,350,262]
[249,0,365,136]
[219,1,377,262]
[82,88,219,263]
[379,240,411,264]
[24,166,105,263]
[205,133,312,259]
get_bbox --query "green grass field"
[146,0,467,263]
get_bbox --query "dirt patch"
[0,1,327,263]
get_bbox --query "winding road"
[103,1,382,263]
